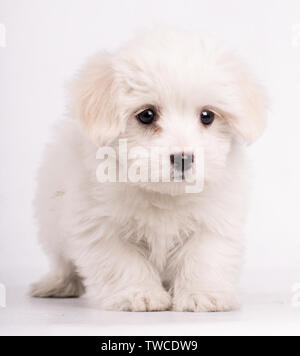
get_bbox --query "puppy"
[31,29,266,312]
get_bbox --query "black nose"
[170,153,194,172]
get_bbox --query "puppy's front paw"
[173,290,240,312]
[102,286,172,312]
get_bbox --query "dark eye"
[200,110,215,126]
[137,109,156,125]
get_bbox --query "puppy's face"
[70,30,266,194]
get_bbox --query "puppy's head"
[70,30,267,194]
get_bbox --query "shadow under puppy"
[31,29,266,312]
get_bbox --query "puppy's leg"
[170,231,242,312]
[75,237,171,311]
[30,257,85,298]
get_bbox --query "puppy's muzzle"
[170,153,194,172]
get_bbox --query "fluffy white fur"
[31,29,266,312]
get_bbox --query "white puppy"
[31,29,266,312]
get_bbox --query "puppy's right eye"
[137,109,156,125]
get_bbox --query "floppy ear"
[69,52,124,145]
[230,71,267,145]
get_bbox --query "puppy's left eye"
[200,110,215,126]
[137,109,156,125]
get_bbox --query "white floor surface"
[1,285,299,336]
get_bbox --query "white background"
[0,0,300,335]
